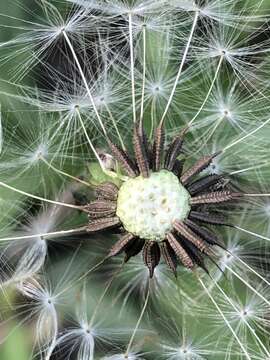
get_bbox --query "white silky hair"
[1,0,270,359]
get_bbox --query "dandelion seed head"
[220,106,232,119]
[103,352,140,360]
[204,157,221,174]
[219,246,239,268]
[161,336,210,360]
[29,143,49,163]
[42,294,56,309]
[1,0,270,358]
[208,45,230,59]
[15,278,58,343]
[175,344,203,359]
[239,307,253,320]
[149,82,164,97]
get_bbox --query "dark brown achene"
[85,122,241,278]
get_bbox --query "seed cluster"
[86,122,241,277]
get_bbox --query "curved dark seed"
[124,238,145,262]
[190,191,242,205]
[180,152,221,185]
[172,159,185,178]
[180,240,209,274]
[143,241,161,278]
[95,182,119,201]
[173,220,208,253]
[86,200,116,212]
[187,174,223,196]
[87,209,116,219]
[184,219,225,249]
[152,125,165,171]
[142,127,152,166]
[133,124,150,177]
[86,200,117,219]
[164,130,186,170]
[108,140,138,178]
[160,241,178,276]
[166,232,194,269]
[87,217,120,232]
[109,233,136,257]
[189,211,229,226]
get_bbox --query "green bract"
[116,170,191,242]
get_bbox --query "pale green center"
[116,170,191,242]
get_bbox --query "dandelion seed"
[102,352,143,360]
[0,187,85,285]
[16,277,59,360]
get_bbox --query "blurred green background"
[1,1,270,359]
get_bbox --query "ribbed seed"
[181,239,208,273]
[189,211,229,226]
[152,125,165,171]
[160,241,178,276]
[87,216,120,232]
[172,159,185,178]
[108,140,138,178]
[184,219,225,248]
[133,124,150,177]
[173,220,208,253]
[86,200,116,212]
[86,200,116,219]
[190,191,241,205]
[125,238,145,262]
[166,232,194,269]
[109,233,135,257]
[95,182,119,201]
[187,174,223,196]
[181,152,220,185]
[143,241,161,278]
[164,132,185,171]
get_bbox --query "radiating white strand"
[105,104,126,150]
[230,162,270,175]
[192,115,224,155]
[226,265,270,306]
[40,156,92,187]
[125,278,151,357]
[0,227,86,242]
[188,55,224,126]
[222,117,270,153]
[44,306,58,360]
[235,225,270,243]
[89,261,124,327]
[198,276,251,360]
[129,13,136,123]
[160,10,199,125]
[213,279,270,358]
[0,181,83,210]
[140,25,146,124]
[76,105,125,180]
[13,240,47,281]
[230,251,270,288]
[75,108,107,172]
[62,30,108,137]
[244,193,270,197]
[56,257,108,297]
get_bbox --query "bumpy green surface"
[116,170,191,241]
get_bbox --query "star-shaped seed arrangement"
[86,123,241,277]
